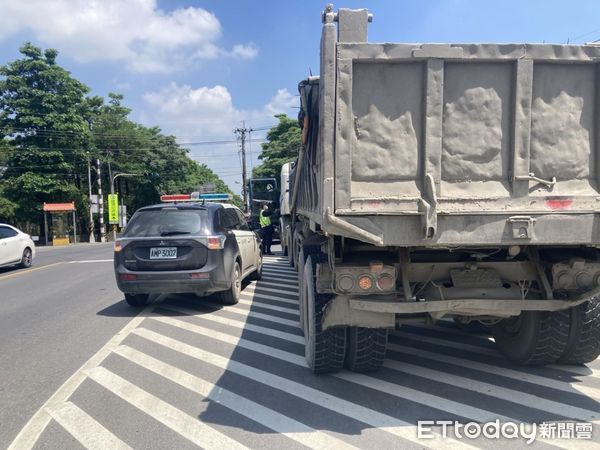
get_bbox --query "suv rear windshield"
[123,209,208,238]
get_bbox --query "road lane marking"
[86,366,247,450]
[240,290,298,306]
[255,279,298,289]
[237,296,298,314]
[114,345,358,450]
[68,259,113,264]
[243,284,299,300]
[388,343,600,401]
[262,267,297,276]
[8,307,151,450]
[145,317,306,366]
[47,402,132,450]
[0,262,64,281]
[381,359,600,424]
[172,298,299,328]
[160,305,305,344]
[393,329,600,379]
[132,327,472,449]
[161,303,600,434]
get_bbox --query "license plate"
[149,247,177,259]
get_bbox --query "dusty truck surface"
[287,4,600,373]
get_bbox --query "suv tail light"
[196,235,226,250]
[114,240,123,252]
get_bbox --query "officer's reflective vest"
[259,210,271,227]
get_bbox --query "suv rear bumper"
[114,252,231,295]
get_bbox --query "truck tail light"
[358,275,373,290]
[376,274,394,291]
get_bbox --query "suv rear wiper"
[160,231,192,236]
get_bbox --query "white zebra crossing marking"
[146,316,306,365]
[47,402,132,450]
[241,288,298,306]
[86,366,248,449]
[262,269,297,279]
[393,329,600,379]
[388,343,600,401]
[381,359,600,424]
[114,345,360,450]
[160,305,305,344]
[8,307,150,450]
[255,280,299,289]
[159,305,600,435]
[243,284,299,299]
[131,327,474,449]
[165,299,600,431]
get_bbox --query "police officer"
[259,203,274,255]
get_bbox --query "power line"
[571,26,600,42]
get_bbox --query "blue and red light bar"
[160,193,233,202]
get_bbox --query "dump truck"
[287,4,600,373]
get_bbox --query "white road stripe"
[388,343,600,401]
[67,259,113,264]
[8,307,151,450]
[382,359,600,423]
[132,327,472,449]
[114,345,358,450]
[158,304,600,440]
[238,296,298,314]
[153,310,569,428]
[244,284,299,298]
[241,289,298,306]
[47,402,132,450]
[262,267,297,275]
[394,329,600,378]
[256,280,298,289]
[231,303,299,327]
[261,273,298,282]
[160,305,305,344]
[147,316,306,366]
[86,366,247,450]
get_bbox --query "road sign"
[108,194,119,224]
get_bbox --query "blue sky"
[0,0,598,193]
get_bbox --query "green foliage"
[0,43,238,233]
[252,114,300,179]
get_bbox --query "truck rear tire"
[345,327,388,372]
[297,244,323,334]
[491,310,569,365]
[303,255,346,373]
[557,298,600,365]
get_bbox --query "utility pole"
[87,153,95,243]
[233,121,253,212]
[96,158,106,242]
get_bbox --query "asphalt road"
[3,244,600,449]
[0,243,130,449]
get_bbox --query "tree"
[252,114,300,179]
[0,43,239,236]
[0,43,90,230]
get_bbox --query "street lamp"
[111,173,140,241]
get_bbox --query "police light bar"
[198,193,232,201]
[160,193,232,202]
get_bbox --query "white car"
[0,224,35,269]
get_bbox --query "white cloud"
[141,83,297,139]
[140,83,298,192]
[0,0,258,73]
